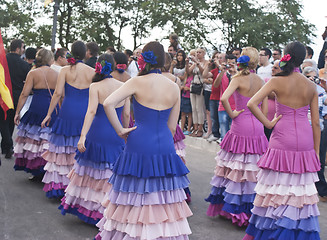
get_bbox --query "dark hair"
[113,51,128,65]
[232,47,242,54]
[25,47,37,60]
[276,41,306,76]
[54,48,67,61]
[306,46,314,58]
[10,39,24,52]
[175,49,186,69]
[226,54,237,61]
[124,49,133,57]
[92,54,115,82]
[168,45,177,52]
[106,46,116,53]
[273,48,282,55]
[86,42,99,57]
[138,41,165,76]
[260,47,272,58]
[71,40,86,61]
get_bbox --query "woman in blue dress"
[13,49,58,179]
[95,41,192,239]
[59,54,130,224]
[41,41,95,198]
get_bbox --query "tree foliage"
[0,0,315,52]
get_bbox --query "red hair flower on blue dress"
[137,51,158,71]
[66,52,76,65]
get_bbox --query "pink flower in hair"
[95,62,102,74]
[280,54,291,62]
[137,55,146,71]
[67,57,76,65]
[117,64,127,70]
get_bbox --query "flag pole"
[51,0,60,50]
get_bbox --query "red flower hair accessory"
[117,64,127,70]
[95,62,102,74]
[279,54,292,69]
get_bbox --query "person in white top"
[126,48,142,78]
[51,48,68,73]
[257,47,272,81]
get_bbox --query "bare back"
[272,72,316,108]
[133,74,179,110]
[235,73,264,98]
[63,63,95,89]
[31,67,58,90]
[92,78,125,107]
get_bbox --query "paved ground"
[0,135,327,239]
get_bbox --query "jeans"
[218,110,232,139]
[315,119,327,196]
[209,100,220,138]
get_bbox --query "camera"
[313,76,321,84]
[210,59,215,64]
[225,64,230,69]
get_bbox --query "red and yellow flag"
[0,28,14,119]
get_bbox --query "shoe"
[183,130,191,135]
[207,135,218,142]
[5,149,14,159]
[203,132,212,139]
[190,130,198,137]
[216,138,222,144]
[322,26,327,40]
[195,130,203,137]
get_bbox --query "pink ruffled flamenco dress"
[14,89,58,177]
[205,90,268,227]
[59,104,125,224]
[243,102,321,239]
[174,124,191,203]
[95,97,192,239]
[42,83,89,198]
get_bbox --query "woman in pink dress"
[205,47,268,227]
[244,41,321,239]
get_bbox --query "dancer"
[205,47,269,227]
[95,41,192,239]
[13,49,58,179]
[59,54,129,224]
[111,51,131,82]
[41,41,95,198]
[243,41,321,239]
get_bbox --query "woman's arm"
[103,79,137,140]
[247,79,282,129]
[220,77,243,118]
[77,84,99,152]
[14,71,34,125]
[167,87,181,136]
[213,70,225,88]
[310,91,321,155]
[122,97,131,128]
[202,62,213,79]
[41,68,66,127]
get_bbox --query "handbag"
[190,72,203,95]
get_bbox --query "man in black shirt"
[84,42,99,68]
[0,39,30,158]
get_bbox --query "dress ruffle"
[113,152,189,178]
[173,125,185,143]
[258,148,320,174]
[51,116,84,137]
[220,131,268,155]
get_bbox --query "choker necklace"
[76,60,83,64]
[148,69,162,74]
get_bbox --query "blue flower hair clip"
[138,50,158,71]
[95,60,113,78]
[237,55,250,70]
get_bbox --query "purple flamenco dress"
[14,89,58,176]
[42,83,89,198]
[59,105,125,224]
[205,91,268,227]
[243,102,321,240]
